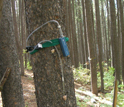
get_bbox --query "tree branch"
[0,68,11,91]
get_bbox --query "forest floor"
[0,70,112,107]
[21,70,37,107]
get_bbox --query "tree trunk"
[11,0,25,76]
[118,0,124,84]
[79,5,85,65]
[72,0,79,68]
[25,1,77,107]
[110,0,120,83]
[82,0,89,68]
[84,0,98,95]
[117,0,121,84]
[0,0,25,106]
[68,0,75,66]
[95,0,104,93]
[106,0,111,67]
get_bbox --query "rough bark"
[0,0,25,106]
[25,0,77,107]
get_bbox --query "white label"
[38,44,43,48]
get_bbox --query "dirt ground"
[21,70,37,107]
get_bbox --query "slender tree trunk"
[95,0,104,93]
[11,0,25,76]
[110,0,120,83]
[118,0,124,84]
[82,0,89,68]
[106,0,111,67]
[72,0,79,68]
[21,0,28,69]
[103,0,108,66]
[85,0,98,95]
[101,1,106,61]
[20,0,25,75]
[25,0,77,107]
[68,0,75,66]
[0,0,25,106]
[117,0,121,83]
[76,0,83,64]
[79,2,85,65]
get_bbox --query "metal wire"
[26,20,64,46]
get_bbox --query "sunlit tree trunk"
[0,0,25,106]
[25,0,77,106]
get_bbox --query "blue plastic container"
[59,37,70,57]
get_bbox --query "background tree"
[82,0,89,68]
[118,0,124,84]
[110,0,120,83]
[72,0,79,68]
[0,0,25,106]
[67,0,75,66]
[94,0,104,92]
[25,0,77,107]
[11,0,25,76]
[84,0,98,95]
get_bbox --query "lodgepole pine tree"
[25,0,77,107]
[0,0,25,106]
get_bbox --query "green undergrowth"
[73,64,91,85]
[24,61,32,70]
[73,63,124,107]
[27,61,32,70]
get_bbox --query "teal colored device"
[59,37,70,57]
